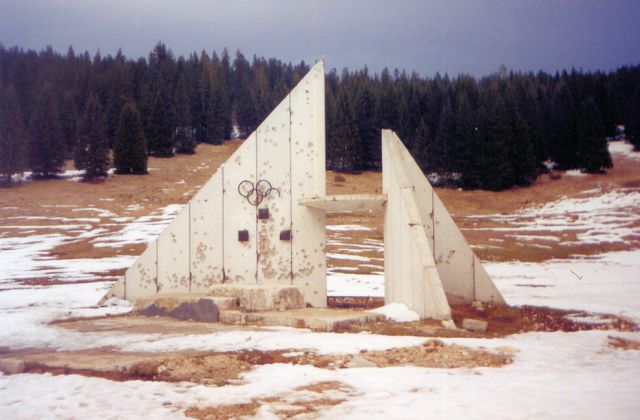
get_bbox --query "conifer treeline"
[1,43,639,190]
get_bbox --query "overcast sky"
[1,0,639,77]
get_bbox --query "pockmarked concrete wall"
[382,130,506,308]
[103,61,327,307]
[382,130,451,320]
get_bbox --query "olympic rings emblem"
[237,179,281,206]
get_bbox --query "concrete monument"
[102,60,505,320]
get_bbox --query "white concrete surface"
[299,194,387,212]
[382,130,505,309]
[104,60,328,308]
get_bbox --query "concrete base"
[135,285,307,324]
[236,308,385,332]
[208,284,305,311]
[139,298,221,322]
[134,293,237,312]
[462,318,488,332]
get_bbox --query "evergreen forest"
[1,43,639,190]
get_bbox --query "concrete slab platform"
[242,308,386,332]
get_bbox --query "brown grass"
[361,339,512,368]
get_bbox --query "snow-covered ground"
[1,148,640,418]
[1,329,638,419]
[0,203,182,287]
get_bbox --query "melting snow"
[327,225,374,231]
[371,303,420,322]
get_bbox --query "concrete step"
[244,308,385,332]
[208,284,305,312]
[219,310,245,325]
[134,293,238,312]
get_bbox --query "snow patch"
[371,303,420,322]
[327,224,374,232]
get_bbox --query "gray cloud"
[1,0,639,76]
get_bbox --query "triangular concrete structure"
[103,61,505,320]
[104,60,327,307]
[382,130,505,319]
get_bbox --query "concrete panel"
[103,60,330,308]
[190,170,224,292]
[223,132,258,283]
[156,205,190,293]
[383,131,434,249]
[432,195,474,302]
[99,277,124,303]
[382,145,450,319]
[473,255,504,303]
[291,60,326,307]
[382,129,505,306]
[124,239,158,301]
[256,96,292,285]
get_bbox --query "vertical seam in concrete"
[289,93,293,285]
[432,189,436,261]
[188,201,192,293]
[155,240,159,293]
[255,131,259,284]
[222,166,225,283]
[472,255,476,301]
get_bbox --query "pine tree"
[29,83,66,177]
[209,64,228,145]
[550,82,579,169]
[509,109,537,186]
[59,90,78,158]
[146,73,175,156]
[626,87,640,150]
[114,102,148,174]
[576,98,612,173]
[333,89,359,172]
[75,94,110,180]
[145,43,176,156]
[194,54,212,143]
[0,85,28,184]
[105,51,131,148]
[411,117,432,171]
[174,73,196,153]
[325,86,338,169]
[454,92,476,180]
[433,98,456,181]
[461,105,488,189]
[479,94,516,191]
[355,85,379,170]
[233,51,258,136]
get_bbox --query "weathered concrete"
[101,61,506,323]
[134,294,237,312]
[102,60,328,308]
[243,308,385,332]
[139,298,221,322]
[209,284,305,311]
[382,130,506,310]
[299,194,387,212]
[462,318,489,333]
[382,130,452,320]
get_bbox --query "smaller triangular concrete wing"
[382,130,505,317]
